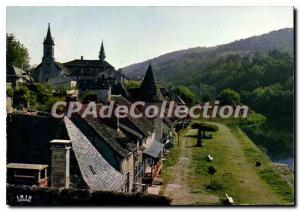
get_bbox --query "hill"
[122,28,293,82]
[122,28,294,165]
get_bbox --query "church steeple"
[99,41,106,62]
[140,62,163,102]
[43,23,54,45]
[42,23,54,63]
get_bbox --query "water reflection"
[241,117,294,169]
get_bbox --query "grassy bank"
[159,130,186,194]
[230,126,294,203]
[160,120,294,205]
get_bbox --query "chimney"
[81,56,83,60]
[50,140,71,188]
[97,84,111,103]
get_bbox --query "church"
[33,24,127,94]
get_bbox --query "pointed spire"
[140,62,163,102]
[43,23,54,45]
[99,41,106,62]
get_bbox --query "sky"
[7,7,293,68]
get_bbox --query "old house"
[6,65,32,87]
[7,113,126,191]
[63,43,127,88]
[70,97,158,192]
[110,94,164,185]
[109,64,171,184]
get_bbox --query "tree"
[13,85,31,109]
[192,123,218,146]
[208,166,217,185]
[200,123,218,137]
[174,85,197,105]
[219,88,240,105]
[6,33,30,70]
[6,87,13,98]
[191,123,203,147]
[30,83,53,105]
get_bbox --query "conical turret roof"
[43,23,54,45]
[139,63,163,102]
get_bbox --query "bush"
[219,88,240,105]
[6,87,13,97]
[13,85,31,109]
[81,90,97,101]
[191,122,218,132]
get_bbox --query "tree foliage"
[208,166,217,185]
[12,85,31,109]
[11,83,65,112]
[173,85,197,105]
[6,33,30,70]
[219,88,241,105]
[124,80,141,89]
[191,122,218,132]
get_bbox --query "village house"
[7,113,126,191]
[6,65,32,87]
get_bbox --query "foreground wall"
[7,185,171,206]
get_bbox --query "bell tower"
[42,23,54,64]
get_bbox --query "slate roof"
[64,117,126,191]
[119,123,143,139]
[73,109,131,158]
[47,75,74,85]
[43,23,54,45]
[111,95,155,136]
[139,63,163,102]
[143,141,164,159]
[111,82,131,99]
[33,61,70,80]
[6,66,29,79]
[63,59,114,69]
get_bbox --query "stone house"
[7,113,126,191]
[70,98,157,192]
[6,65,32,87]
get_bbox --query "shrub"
[219,88,241,105]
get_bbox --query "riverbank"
[159,121,294,205]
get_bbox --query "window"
[40,169,46,179]
[14,169,35,179]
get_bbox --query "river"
[241,117,294,169]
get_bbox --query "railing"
[151,158,162,182]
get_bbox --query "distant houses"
[6,65,32,88]
[6,24,189,194]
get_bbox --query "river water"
[241,117,294,169]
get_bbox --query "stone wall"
[7,184,171,206]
